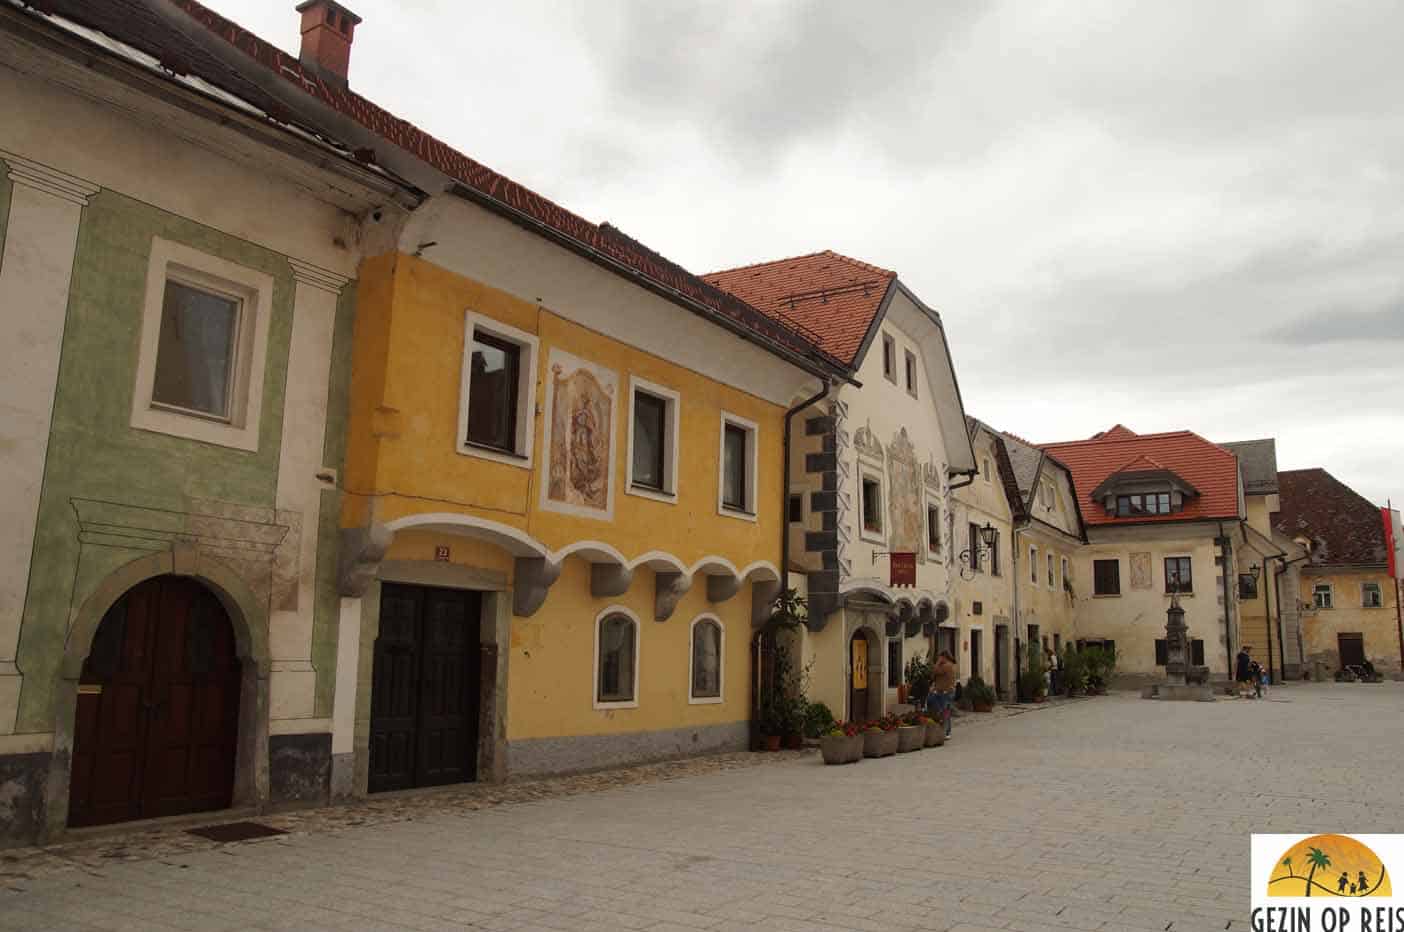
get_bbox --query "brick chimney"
[295,0,361,84]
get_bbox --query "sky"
[218,0,1402,506]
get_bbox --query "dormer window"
[1116,492,1171,516]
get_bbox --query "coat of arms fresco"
[545,350,616,515]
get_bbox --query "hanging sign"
[890,552,916,587]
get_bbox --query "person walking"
[1044,645,1060,697]
[927,650,958,739]
[1235,645,1254,698]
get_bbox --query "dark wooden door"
[849,633,868,723]
[1338,633,1366,668]
[994,626,1008,699]
[69,577,240,828]
[369,584,480,793]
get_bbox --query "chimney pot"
[295,0,361,84]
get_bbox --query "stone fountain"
[1142,591,1215,701]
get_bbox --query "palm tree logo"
[1267,835,1390,898]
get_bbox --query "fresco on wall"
[887,428,925,564]
[545,350,616,515]
[1130,552,1153,589]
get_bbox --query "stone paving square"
[3,683,1402,931]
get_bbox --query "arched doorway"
[68,576,242,828]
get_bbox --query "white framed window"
[881,332,896,383]
[860,469,885,543]
[718,411,759,520]
[1312,583,1333,610]
[1061,556,1070,592]
[594,607,640,709]
[625,376,680,503]
[1362,582,1383,609]
[130,238,274,451]
[458,311,539,468]
[904,349,918,397]
[1029,546,1039,585]
[1047,552,1055,587]
[688,615,724,704]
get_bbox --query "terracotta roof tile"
[703,251,897,365]
[1274,468,1387,566]
[20,0,843,371]
[1041,430,1240,527]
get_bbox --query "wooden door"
[994,626,1008,699]
[849,633,868,723]
[1338,633,1366,668]
[970,629,983,682]
[369,584,480,793]
[69,577,240,828]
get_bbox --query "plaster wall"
[1016,464,1083,657]
[1073,524,1230,677]
[1299,568,1400,675]
[952,430,1013,686]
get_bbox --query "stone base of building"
[1140,683,1215,701]
[0,751,50,847]
[268,733,332,808]
[508,721,749,778]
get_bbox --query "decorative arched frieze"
[654,572,692,622]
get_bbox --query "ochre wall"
[951,430,1013,685]
[1299,569,1400,675]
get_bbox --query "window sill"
[593,699,639,711]
[1092,593,1122,599]
[626,483,677,505]
[688,695,724,706]
[718,504,757,523]
[1163,592,1195,597]
[458,440,531,469]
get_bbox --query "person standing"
[1044,645,1060,697]
[927,650,958,738]
[1235,645,1254,698]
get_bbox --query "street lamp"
[958,522,998,580]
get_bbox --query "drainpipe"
[1273,549,1315,680]
[781,380,831,596]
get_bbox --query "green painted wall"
[13,187,343,733]
[0,158,12,272]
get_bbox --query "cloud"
[1272,303,1404,344]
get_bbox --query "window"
[1093,559,1120,596]
[788,494,803,523]
[1042,482,1054,508]
[1362,583,1383,608]
[1155,638,1205,666]
[887,639,902,689]
[1192,639,1205,666]
[1164,556,1193,593]
[1313,583,1333,609]
[595,610,639,707]
[1060,557,1070,592]
[968,523,982,573]
[626,378,679,501]
[881,333,896,382]
[689,617,723,703]
[861,475,884,536]
[904,349,918,396]
[988,529,1000,576]
[927,504,941,554]
[1238,573,1259,600]
[718,413,758,518]
[458,312,539,467]
[1116,492,1172,517]
[983,458,992,481]
[131,238,274,452]
[1047,553,1055,587]
[1030,546,1039,585]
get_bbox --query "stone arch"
[844,619,884,723]
[43,545,270,841]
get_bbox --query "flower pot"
[896,725,923,753]
[763,734,781,752]
[863,730,898,758]
[845,734,865,762]
[897,684,909,704]
[1034,695,1047,704]
[784,734,803,750]
[820,734,850,764]
[924,722,945,747]
[973,702,993,713]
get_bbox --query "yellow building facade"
[331,195,836,794]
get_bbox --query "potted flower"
[966,675,995,713]
[863,718,899,758]
[896,711,924,753]
[919,711,945,747]
[820,721,863,764]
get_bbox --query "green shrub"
[803,701,836,739]
[1019,668,1046,699]
[965,675,996,706]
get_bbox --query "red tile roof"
[1041,430,1241,527]
[1274,468,1387,566]
[703,251,897,365]
[19,0,843,372]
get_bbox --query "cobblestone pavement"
[3,683,1401,931]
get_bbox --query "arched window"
[689,616,724,703]
[595,610,638,707]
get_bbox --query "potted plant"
[1019,648,1046,703]
[896,711,924,753]
[1083,646,1117,695]
[920,711,945,747]
[1060,645,1086,697]
[863,717,900,757]
[758,699,784,751]
[904,654,934,706]
[804,701,836,741]
[820,721,861,765]
[966,675,995,712]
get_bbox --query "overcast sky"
[222,0,1402,506]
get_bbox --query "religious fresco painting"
[1129,551,1153,590]
[543,349,617,518]
[886,427,925,563]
